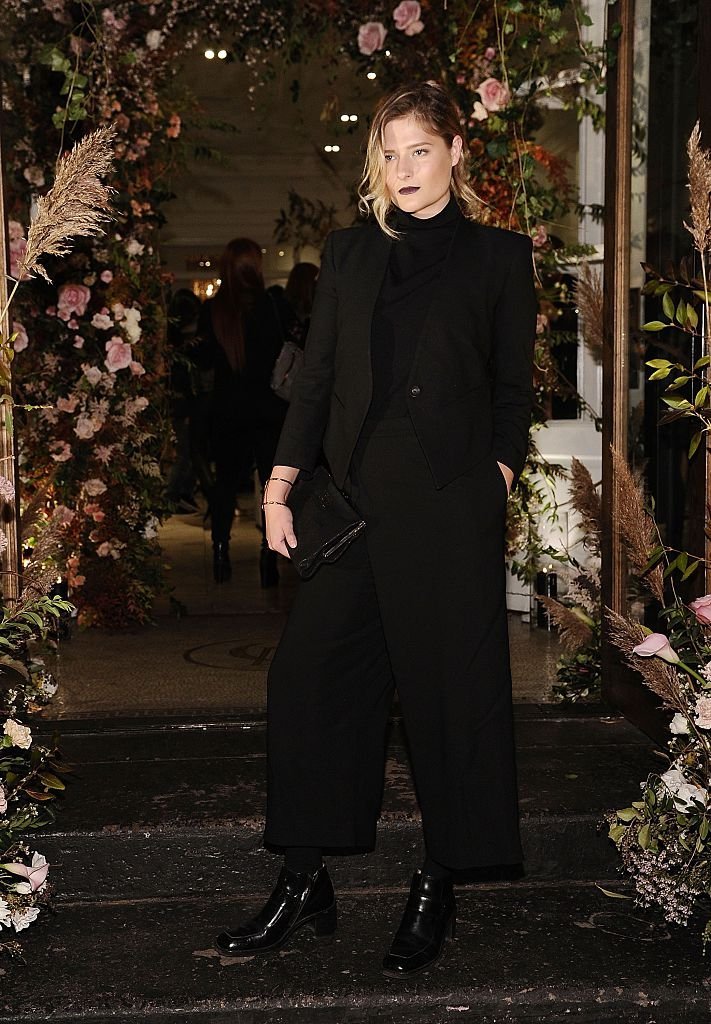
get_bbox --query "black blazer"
[274,215,537,490]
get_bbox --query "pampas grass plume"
[18,124,116,283]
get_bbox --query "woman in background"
[198,239,289,586]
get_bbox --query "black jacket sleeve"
[490,234,537,485]
[273,233,337,471]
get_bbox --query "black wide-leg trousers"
[265,416,523,869]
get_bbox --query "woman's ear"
[451,135,463,167]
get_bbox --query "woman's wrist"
[265,468,299,504]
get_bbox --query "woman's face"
[383,115,462,220]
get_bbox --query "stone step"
[2,884,707,1023]
[31,706,662,897]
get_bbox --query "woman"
[283,261,319,348]
[197,239,290,586]
[215,82,537,977]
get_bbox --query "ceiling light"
[324,145,333,152]
[261,248,267,254]
[205,260,211,267]
[349,114,358,122]
[367,71,377,80]
[340,114,349,122]
[385,49,391,56]
[331,145,340,152]
[204,49,215,59]
[278,250,285,257]
[217,49,227,59]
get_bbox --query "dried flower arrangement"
[536,457,602,702]
[605,120,711,947]
[0,124,115,954]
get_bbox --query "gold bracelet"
[262,500,288,509]
[266,477,294,488]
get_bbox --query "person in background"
[283,261,319,349]
[198,238,290,586]
[166,288,202,513]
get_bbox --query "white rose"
[84,478,107,497]
[91,313,113,331]
[661,768,707,812]
[125,239,144,257]
[122,307,142,342]
[11,906,40,932]
[670,713,690,735]
[0,898,10,929]
[145,29,163,49]
[3,718,31,749]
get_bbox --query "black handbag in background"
[285,466,366,579]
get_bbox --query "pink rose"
[166,114,181,139]
[12,321,28,352]
[484,46,496,60]
[690,595,711,626]
[1,858,49,893]
[57,283,91,319]
[476,77,511,112]
[53,505,75,526]
[393,2,420,29]
[50,441,72,463]
[100,270,113,283]
[74,335,85,348]
[632,633,680,664]
[9,237,28,280]
[130,361,146,376]
[532,224,548,248]
[92,312,113,330]
[393,2,423,33]
[472,101,488,122]
[104,337,133,373]
[57,396,78,413]
[84,503,105,523]
[695,696,711,729]
[358,21,387,55]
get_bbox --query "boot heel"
[311,903,337,937]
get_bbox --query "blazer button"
[409,385,421,398]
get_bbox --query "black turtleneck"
[366,195,463,423]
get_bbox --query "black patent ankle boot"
[213,541,231,583]
[382,870,456,978]
[215,865,336,956]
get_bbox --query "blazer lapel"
[342,225,392,406]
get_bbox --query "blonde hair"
[358,81,482,238]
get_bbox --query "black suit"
[275,218,537,489]
[266,213,537,870]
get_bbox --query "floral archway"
[2,0,607,627]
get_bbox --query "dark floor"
[4,707,709,1023]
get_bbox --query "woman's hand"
[263,466,300,557]
[496,461,514,496]
[265,503,297,558]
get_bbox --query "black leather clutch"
[285,465,366,579]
